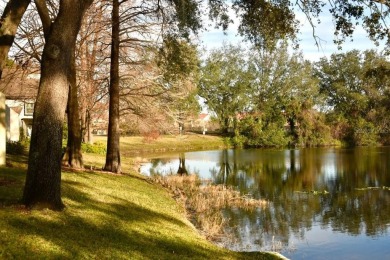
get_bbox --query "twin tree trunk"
[22,0,93,210]
[104,0,121,173]
[62,50,83,168]
[0,0,31,79]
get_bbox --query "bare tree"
[63,1,110,167]
[104,0,166,173]
[77,1,110,144]
[104,0,121,172]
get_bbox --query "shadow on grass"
[5,205,213,259]
[0,169,216,259]
[5,154,29,169]
[0,166,278,260]
[0,166,25,207]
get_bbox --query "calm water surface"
[140,147,390,259]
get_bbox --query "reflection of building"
[0,69,39,141]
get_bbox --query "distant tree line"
[199,44,390,147]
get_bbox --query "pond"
[140,147,390,259]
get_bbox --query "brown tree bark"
[104,0,121,173]
[22,0,93,210]
[0,0,31,79]
[62,49,83,168]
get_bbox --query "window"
[24,102,34,116]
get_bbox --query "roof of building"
[199,113,210,120]
[0,68,39,100]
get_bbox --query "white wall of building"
[0,92,5,165]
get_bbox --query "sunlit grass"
[83,134,228,173]
[93,134,228,157]
[0,161,284,259]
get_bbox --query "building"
[0,68,39,142]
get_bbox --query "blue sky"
[198,7,386,62]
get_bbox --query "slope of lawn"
[0,154,286,259]
[94,134,228,157]
[83,134,229,173]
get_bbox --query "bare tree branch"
[34,0,51,40]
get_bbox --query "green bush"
[6,141,26,155]
[251,123,290,147]
[81,141,106,155]
[352,118,378,146]
[297,110,333,147]
[230,135,247,148]
[237,116,290,147]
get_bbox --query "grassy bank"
[0,154,285,259]
[94,134,228,157]
[82,134,229,173]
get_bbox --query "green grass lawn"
[0,136,286,259]
[94,134,228,157]
[84,134,229,173]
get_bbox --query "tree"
[18,0,390,207]
[0,0,31,79]
[156,37,201,133]
[104,0,121,173]
[63,2,108,168]
[22,0,94,210]
[315,50,390,145]
[62,49,83,168]
[199,44,251,135]
[103,0,202,172]
[9,1,108,168]
[77,2,108,145]
[249,43,326,146]
[117,40,200,135]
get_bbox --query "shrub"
[142,130,160,143]
[297,110,333,147]
[230,135,247,148]
[81,141,106,154]
[6,141,26,155]
[236,115,290,147]
[352,118,378,146]
[254,123,290,147]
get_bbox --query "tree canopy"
[1,0,390,209]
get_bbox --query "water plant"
[294,190,329,195]
[355,186,390,191]
[153,174,268,241]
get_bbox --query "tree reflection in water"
[142,147,390,257]
[177,153,188,175]
[211,148,390,255]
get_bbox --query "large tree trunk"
[221,117,229,134]
[62,50,83,168]
[104,0,121,173]
[0,0,31,79]
[22,0,93,210]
